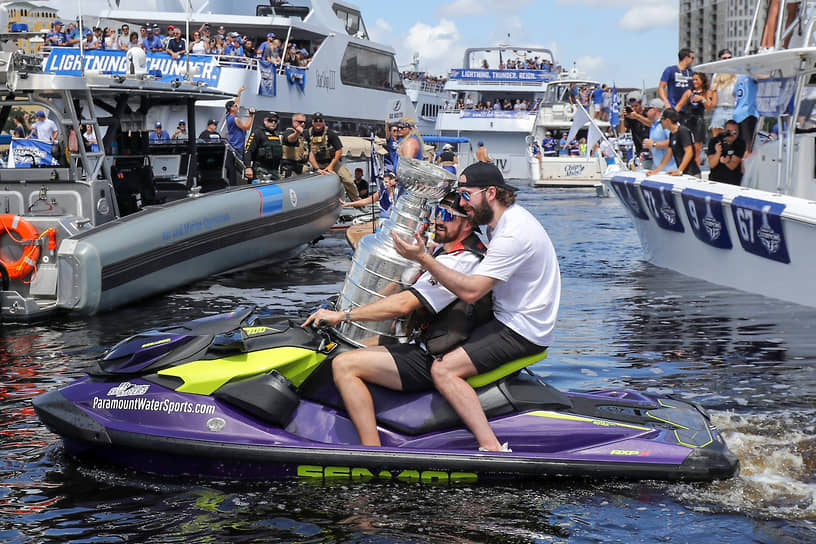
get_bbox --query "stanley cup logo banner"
[681,188,732,249]
[639,180,684,232]
[731,196,790,263]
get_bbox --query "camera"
[722,129,736,137]
[624,106,633,115]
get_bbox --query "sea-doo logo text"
[107,382,149,397]
[92,396,217,415]
[610,449,651,456]
[297,465,477,484]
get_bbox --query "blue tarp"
[421,136,470,144]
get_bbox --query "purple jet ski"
[33,305,738,483]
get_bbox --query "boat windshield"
[333,4,369,39]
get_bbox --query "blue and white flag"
[371,133,383,193]
[8,138,59,168]
[610,85,620,130]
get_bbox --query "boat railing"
[402,78,446,94]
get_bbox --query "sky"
[53,0,679,89]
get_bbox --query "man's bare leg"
[332,347,402,447]
[430,347,503,451]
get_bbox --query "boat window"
[340,44,402,93]
[332,4,369,39]
[256,1,311,20]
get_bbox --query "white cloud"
[438,0,487,18]
[618,5,677,31]
[555,0,677,32]
[368,18,393,44]
[574,54,605,75]
[397,19,463,75]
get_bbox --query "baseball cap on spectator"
[153,26,160,32]
[207,119,217,126]
[626,91,642,103]
[54,21,63,27]
[458,161,518,192]
[265,112,279,121]
[229,32,239,37]
[647,98,664,110]
[85,30,93,36]
[35,110,45,118]
[477,140,484,146]
[167,25,175,30]
[312,112,324,121]
[155,121,162,127]
[178,120,186,125]
[383,170,396,179]
[267,32,276,38]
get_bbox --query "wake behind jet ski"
[32,158,738,482]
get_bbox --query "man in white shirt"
[29,111,59,142]
[302,194,487,447]
[393,161,561,452]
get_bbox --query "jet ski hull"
[35,376,738,482]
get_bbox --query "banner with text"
[449,69,556,82]
[44,48,222,87]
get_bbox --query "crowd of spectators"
[43,20,315,67]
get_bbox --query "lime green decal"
[528,410,651,431]
[675,427,713,449]
[467,350,547,388]
[242,326,280,335]
[141,337,173,349]
[158,347,326,394]
[296,465,477,484]
[647,412,690,430]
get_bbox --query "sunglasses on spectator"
[435,206,467,222]
[721,55,732,59]
[293,119,306,124]
[459,188,488,201]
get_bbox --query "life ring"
[565,104,576,117]
[0,214,40,280]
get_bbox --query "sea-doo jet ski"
[33,305,739,482]
[34,156,738,482]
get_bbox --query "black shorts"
[461,318,546,374]
[739,116,758,149]
[385,319,546,392]
[384,343,435,393]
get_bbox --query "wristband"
[344,309,352,323]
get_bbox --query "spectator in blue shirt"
[165,28,186,59]
[148,122,170,143]
[143,26,163,52]
[45,21,68,47]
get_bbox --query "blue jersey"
[660,65,693,111]
[733,75,759,123]
[226,114,246,159]
[541,137,557,155]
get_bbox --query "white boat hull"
[604,170,816,307]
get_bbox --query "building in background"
[1,1,58,55]
[679,0,765,62]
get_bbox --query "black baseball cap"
[207,119,217,126]
[312,112,324,121]
[265,111,279,121]
[458,162,517,191]
[440,191,468,214]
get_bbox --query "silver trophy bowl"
[333,157,456,347]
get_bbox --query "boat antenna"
[185,0,192,81]
[77,0,85,75]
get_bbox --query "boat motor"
[333,157,455,346]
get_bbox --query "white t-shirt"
[411,250,482,314]
[473,204,561,346]
[32,118,59,141]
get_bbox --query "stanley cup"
[333,157,456,347]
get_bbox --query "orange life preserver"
[0,214,40,280]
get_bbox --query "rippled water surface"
[1,186,814,543]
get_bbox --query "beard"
[469,198,494,225]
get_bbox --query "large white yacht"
[51,0,413,138]
[434,46,559,180]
